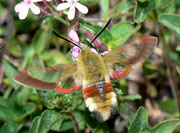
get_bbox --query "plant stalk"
[153,10,180,117]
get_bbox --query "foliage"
[0,0,180,132]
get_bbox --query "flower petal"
[71,46,80,61]
[14,3,23,13]
[30,3,40,14]
[19,5,29,20]
[57,3,70,10]
[68,6,75,20]
[90,48,98,54]
[32,0,43,2]
[116,66,123,74]
[68,29,79,42]
[75,2,88,14]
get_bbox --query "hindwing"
[102,36,158,80]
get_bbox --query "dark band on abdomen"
[82,82,113,99]
[82,82,117,121]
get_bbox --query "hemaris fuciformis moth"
[14,18,158,121]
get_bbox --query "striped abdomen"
[82,82,117,121]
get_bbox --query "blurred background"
[0,0,180,132]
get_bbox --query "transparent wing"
[104,59,132,81]
[14,62,82,94]
[103,36,158,80]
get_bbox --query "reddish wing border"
[14,62,82,94]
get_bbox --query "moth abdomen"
[82,82,117,121]
[94,105,117,122]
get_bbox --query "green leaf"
[163,1,176,13]
[80,21,112,45]
[0,88,36,121]
[176,44,180,52]
[0,26,6,36]
[143,61,157,78]
[0,121,22,133]
[36,89,83,111]
[72,111,85,130]
[29,110,63,133]
[14,13,39,32]
[128,107,150,133]
[2,58,19,89]
[79,0,99,7]
[41,17,51,26]
[29,116,41,133]
[151,119,180,133]
[16,87,30,105]
[156,0,173,9]
[138,0,147,2]
[123,94,142,101]
[8,39,22,57]
[169,51,180,62]
[0,98,18,121]
[20,44,35,68]
[0,99,35,121]
[51,117,69,132]
[118,103,136,125]
[134,0,156,23]
[32,29,51,53]
[110,21,141,48]
[159,13,180,33]
[40,50,69,66]
[2,87,13,99]
[100,0,109,18]
[111,1,134,17]
[127,107,180,132]
[58,118,74,131]
[160,99,178,115]
[81,110,109,133]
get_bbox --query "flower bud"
[38,9,48,17]
[84,30,108,51]
[55,0,62,5]
[46,0,53,5]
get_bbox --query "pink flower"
[116,66,123,74]
[14,0,42,20]
[57,0,88,20]
[72,46,80,61]
[68,29,98,61]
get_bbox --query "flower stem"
[153,10,180,117]
[158,27,180,116]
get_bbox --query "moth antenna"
[88,18,112,47]
[52,30,81,49]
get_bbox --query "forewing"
[14,62,82,93]
[104,36,158,64]
[15,71,57,90]
[103,36,158,80]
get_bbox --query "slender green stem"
[67,112,80,133]
[158,27,180,115]
[153,10,180,117]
